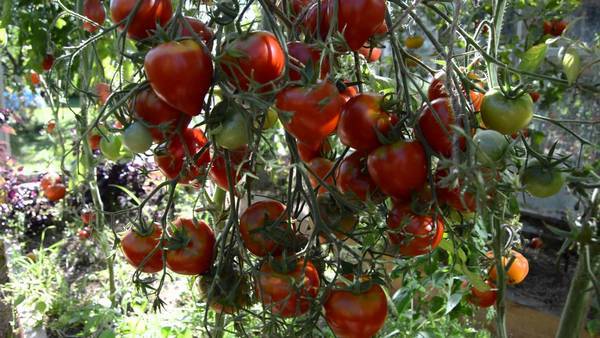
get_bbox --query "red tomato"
[81,211,95,224]
[121,223,164,273]
[287,41,330,81]
[276,82,343,150]
[307,157,334,195]
[82,0,106,33]
[134,88,191,142]
[529,91,540,103]
[358,46,383,62]
[110,0,173,40]
[336,151,380,202]
[418,97,466,158]
[324,281,388,338]
[239,200,288,257]
[530,237,543,249]
[297,139,332,162]
[30,71,41,85]
[220,31,285,92]
[256,259,320,317]
[166,218,215,275]
[40,172,62,191]
[144,40,213,116]
[95,82,111,105]
[367,141,427,201]
[338,81,359,102]
[435,170,476,212]
[44,184,67,202]
[469,83,485,111]
[178,16,213,44]
[209,147,249,190]
[467,280,497,308]
[78,227,92,241]
[386,205,444,256]
[337,94,395,152]
[543,19,567,36]
[154,128,210,184]
[42,54,54,72]
[290,0,312,17]
[88,133,101,151]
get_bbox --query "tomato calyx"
[165,220,194,250]
[198,262,253,313]
[332,274,385,295]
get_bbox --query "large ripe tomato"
[487,250,529,285]
[297,139,332,162]
[367,141,427,201]
[256,259,320,317]
[154,128,210,184]
[287,41,330,81]
[42,54,54,72]
[276,82,343,150]
[82,0,106,33]
[220,31,285,92]
[121,223,164,273]
[44,183,67,202]
[144,40,213,116]
[419,98,466,158]
[467,280,497,308]
[209,147,249,190]
[134,88,191,142]
[480,89,534,135]
[307,157,334,195]
[123,122,153,154]
[473,129,510,165]
[324,280,388,338]
[338,94,395,152]
[166,218,216,275]
[387,205,444,256]
[110,0,172,40]
[435,170,476,212]
[543,19,567,36]
[178,17,213,44]
[336,151,380,202]
[239,200,289,257]
[520,161,564,198]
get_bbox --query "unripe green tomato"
[481,88,533,135]
[520,161,564,198]
[214,111,250,150]
[473,129,510,165]
[100,134,123,161]
[123,122,153,154]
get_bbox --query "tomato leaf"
[519,43,548,72]
[458,264,488,291]
[562,47,581,85]
[445,293,463,314]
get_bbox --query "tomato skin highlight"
[480,88,534,135]
[487,250,529,285]
[134,88,191,143]
[121,224,164,273]
[82,0,106,33]
[144,40,213,116]
[256,259,320,318]
[336,151,379,202]
[287,41,330,81]
[166,218,216,275]
[337,94,394,152]
[324,282,388,338]
[418,97,465,158]
[220,31,285,92]
[276,82,343,150]
[239,200,288,257]
[387,205,444,256]
[110,0,173,40]
[367,141,428,201]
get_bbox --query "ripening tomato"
[367,141,427,201]
[405,35,424,49]
[336,151,380,202]
[487,250,529,285]
[198,266,252,314]
[88,132,101,151]
[134,88,191,142]
[543,19,567,36]
[83,0,106,33]
[435,170,476,212]
[529,91,540,103]
[520,161,564,198]
[40,172,62,191]
[110,0,173,40]
[276,82,343,150]
[338,94,395,152]
[166,218,215,275]
[95,82,111,105]
[358,46,383,63]
[209,147,249,190]
[470,83,485,111]
[123,122,153,153]
[297,139,332,162]
[307,157,334,195]
[387,205,444,256]
[145,40,213,116]
[467,280,497,308]
[78,227,92,241]
[480,88,534,135]
[530,237,543,249]
[324,280,388,338]
[46,120,56,133]
[44,183,67,202]
[81,211,95,224]
[338,82,358,102]
[30,71,41,85]
[418,98,466,157]
[239,200,289,257]
[178,16,213,44]
[256,259,320,317]
[220,31,285,92]
[154,128,210,184]
[121,223,164,273]
[317,192,358,240]
[42,54,54,72]
[287,41,330,81]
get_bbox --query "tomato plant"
[480,89,534,135]
[239,200,289,257]
[387,205,444,256]
[110,0,173,40]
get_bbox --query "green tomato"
[521,161,564,198]
[473,129,510,165]
[123,122,153,154]
[260,108,280,130]
[100,134,123,161]
[213,109,250,150]
[480,88,534,135]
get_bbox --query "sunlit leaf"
[519,43,547,72]
[563,47,581,85]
